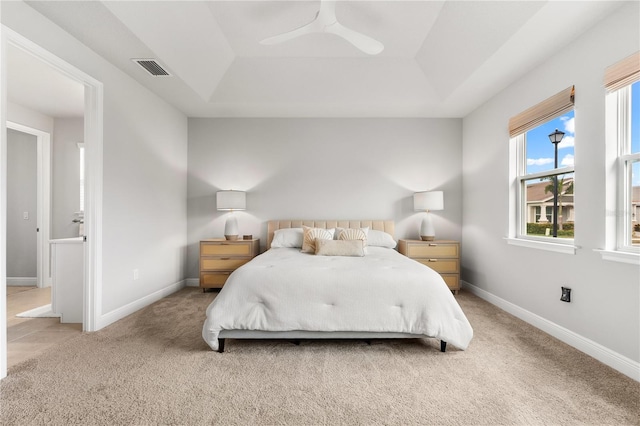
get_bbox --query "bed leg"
[364,339,371,345]
[440,341,447,352]
[218,338,225,353]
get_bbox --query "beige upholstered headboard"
[267,220,394,249]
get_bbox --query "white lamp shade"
[414,191,444,211]
[216,190,246,211]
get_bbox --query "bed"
[202,220,473,353]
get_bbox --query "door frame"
[6,121,51,289]
[0,26,104,379]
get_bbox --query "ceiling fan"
[260,0,384,55]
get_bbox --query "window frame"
[614,85,640,253]
[513,133,576,245]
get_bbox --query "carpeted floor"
[1,288,638,425]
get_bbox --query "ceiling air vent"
[132,59,171,77]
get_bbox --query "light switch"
[23,212,29,220]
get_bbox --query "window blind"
[508,86,575,138]
[604,51,640,92]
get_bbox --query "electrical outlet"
[560,286,571,303]
[23,212,29,220]
[133,269,139,281]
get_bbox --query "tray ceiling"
[22,1,625,118]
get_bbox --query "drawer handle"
[428,259,438,262]
[428,243,437,246]
[220,257,230,260]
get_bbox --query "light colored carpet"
[1,288,637,425]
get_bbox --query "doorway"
[6,122,51,291]
[1,27,104,379]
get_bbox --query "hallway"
[6,286,81,369]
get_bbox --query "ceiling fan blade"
[260,21,316,45]
[325,22,384,55]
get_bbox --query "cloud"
[558,135,574,150]
[561,154,574,167]
[561,116,575,134]
[527,158,554,166]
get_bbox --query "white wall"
[187,118,462,278]
[462,1,640,366]
[52,117,83,239]
[2,1,188,320]
[6,128,36,279]
[7,101,53,134]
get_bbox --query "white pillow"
[301,226,336,253]
[367,229,397,249]
[271,228,303,248]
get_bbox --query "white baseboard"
[462,280,640,382]
[7,277,37,286]
[185,278,199,287]
[97,280,186,330]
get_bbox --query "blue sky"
[526,81,639,185]
[632,81,640,153]
[525,110,575,175]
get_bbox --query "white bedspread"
[202,247,473,351]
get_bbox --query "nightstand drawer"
[201,243,253,257]
[201,258,250,271]
[200,272,231,288]
[406,243,458,258]
[416,259,459,274]
[442,274,459,291]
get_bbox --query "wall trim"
[462,280,640,382]
[6,277,37,286]
[97,280,186,330]
[185,278,199,287]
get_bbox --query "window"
[509,86,575,249]
[78,143,85,213]
[605,52,640,253]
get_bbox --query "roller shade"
[604,51,640,92]
[508,86,575,138]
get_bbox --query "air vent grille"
[132,59,171,77]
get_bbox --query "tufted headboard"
[267,220,394,249]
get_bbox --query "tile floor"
[6,286,82,369]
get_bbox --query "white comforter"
[202,247,473,351]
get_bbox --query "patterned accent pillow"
[336,227,369,247]
[301,226,335,253]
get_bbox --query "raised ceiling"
[24,1,624,118]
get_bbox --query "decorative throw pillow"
[367,229,397,249]
[315,239,365,257]
[336,227,369,246]
[271,228,304,248]
[301,226,335,253]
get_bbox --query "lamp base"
[224,216,239,241]
[420,236,435,241]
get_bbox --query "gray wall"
[6,128,37,279]
[462,2,640,363]
[52,117,83,239]
[187,118,463,278]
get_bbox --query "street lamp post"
[548,129,565,238]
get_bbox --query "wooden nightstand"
[398,239,460,294]
[199,238,260,291]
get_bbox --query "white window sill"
[594,249,640,265]
[505,237,577,254]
